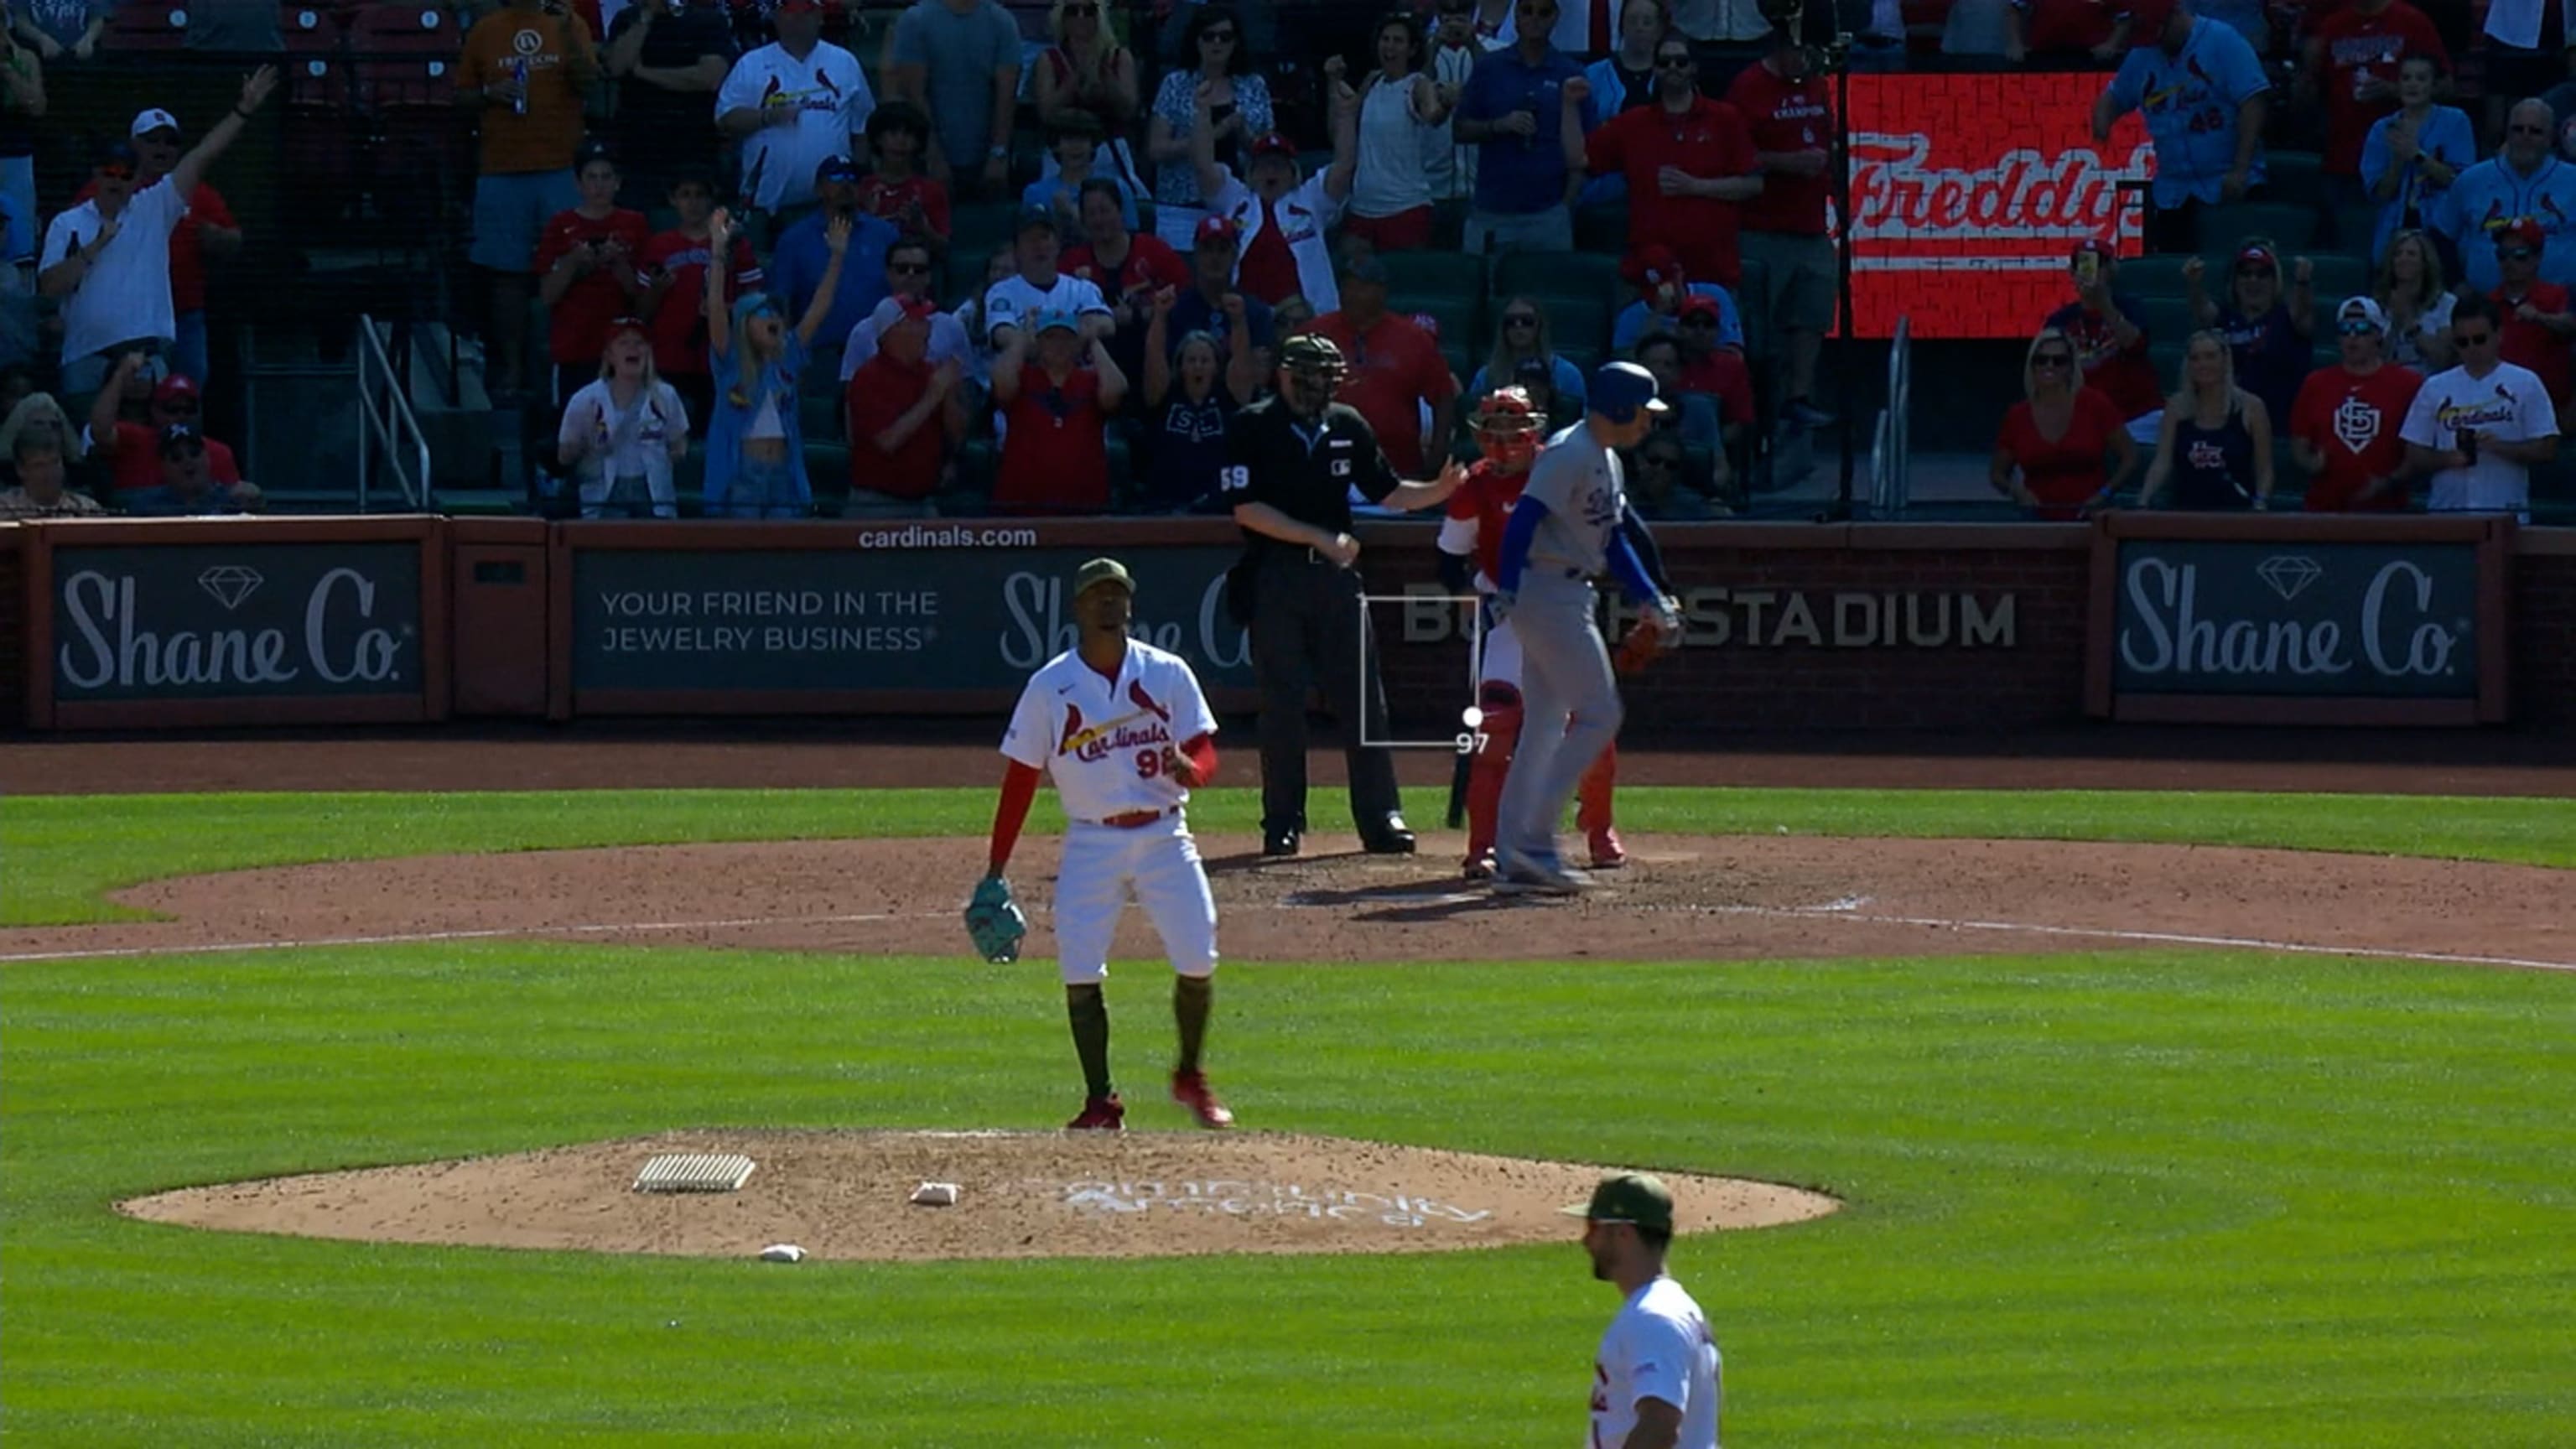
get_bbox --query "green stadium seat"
[2264,151,2328,210]
[1573,202,1628,253]
[2116,253,2194,299]
[2332,204,2386,262]
[2304,253,2370,302]
[2196,201,2317,255]
[1438,340,1474,387]
[673,446,706,517]
[2137,293,2199,346]
[1401,293,1483,356]
[1555,342,1604,377]
[1532,297,1613,356]
[805,442,852,514]
[2145,340,2188,398]
[951,200,1023,256]
[1378,250,1487,301]
[801,391,844,443]
[1493,250,1623,305]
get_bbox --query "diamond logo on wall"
[2255,555,2322,602]
[198,566,264,610]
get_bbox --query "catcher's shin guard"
[1464,683,1524,865]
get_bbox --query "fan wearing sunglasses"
[2400,293,2560,517]
[38,65,276,404]
[1582,39,1761,286]
[2487,217,2576,419]
[2429,98,2576,293]
[1992,327,2138,518]
[2288,295,2423,512]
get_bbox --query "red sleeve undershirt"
[984,733,1216,875]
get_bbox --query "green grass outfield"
[3,787,2573,1446]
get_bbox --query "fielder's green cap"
[1560,1172,1675,1232]
[1074,557,1135,597]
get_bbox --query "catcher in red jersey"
[1436,387,1629,880]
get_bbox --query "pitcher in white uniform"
[987,557,1235,1132]
[1566,1173,1722,1449]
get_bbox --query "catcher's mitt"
[963,875,1028,963]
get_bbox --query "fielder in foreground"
[1566,1173,1723,1449]
[1488,362,1684,895]
[1437,385,1628,881]
[974,557,1235,1131]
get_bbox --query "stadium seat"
[1555,342,1603,377]
[947,245,1000,309]
[106,3,188,49]
[2137,293,2199,346]
[1400,293,1482,357]
[2145,340,2187,397]
[951,200,1023,257]
[2264,152,2328,210]
[800,391,844,443]
[2332,204,2386,262]
[2196,201,2318,255]
[1573,202,1628,254]
[673,447,707,516]
[805,443,853,513]
[1493,250,1623,305]
[2116,254,2194,299]
[2304,253,2370,302]
[1377,251,1485,304]
[1533,297,1613,356]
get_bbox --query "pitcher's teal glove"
[963,875,1027,963]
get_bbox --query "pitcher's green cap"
[1074,558,1135,597]
[1560,1172,1674,1232]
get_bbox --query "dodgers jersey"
[1521,422,1628,578]
[1000,639,1218,824]
[1592,1276,1722,1449]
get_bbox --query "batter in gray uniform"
[1488,361,1684,895]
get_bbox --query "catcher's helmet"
[1473,386,1547,467]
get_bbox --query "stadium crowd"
[0,0,2568,519]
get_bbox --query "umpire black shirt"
[1220,397,1401,560]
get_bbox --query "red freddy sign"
[1841,72,2153,340]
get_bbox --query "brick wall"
[0,525,21,726]
[1362,522,2096,734]
[2513,545,2576,726]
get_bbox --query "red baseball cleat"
[1067,1093,1125,1130]
[1170,1070,1235,1129]
[1588,828,1628,870]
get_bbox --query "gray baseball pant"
[1493,569,1621,866]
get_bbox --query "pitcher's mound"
[118,1130,1838,1261]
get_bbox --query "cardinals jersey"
[1000,640,1218,824]
[712,39,874,213]
[1436,458,1531,589]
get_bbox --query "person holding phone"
[2401,293,2559,517]
[534,141,652,423]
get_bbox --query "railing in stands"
[355,316,434,515]
[1869,314,1912,517]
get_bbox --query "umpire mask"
[1276,334,1348,418]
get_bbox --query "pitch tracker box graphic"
[1358,592,1495,754]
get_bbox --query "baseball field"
[4,735,2573,1446]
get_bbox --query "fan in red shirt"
[2303,0,2447,182]
[2288,296,2424,512]
[1307,252,1459,478]
[991,311,1130,513]
[1671,295,1757,425]
[854,101,953,242]
[845,295,967,512]
[85,357,243,495]
[533,142,652,408]
[1061,177,1191,383]
[1584,39,1761,287]
[636,170,765,424]
[2044,240,2165,429]
[2489,219,2576,417]
[1992,328,2140,517]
